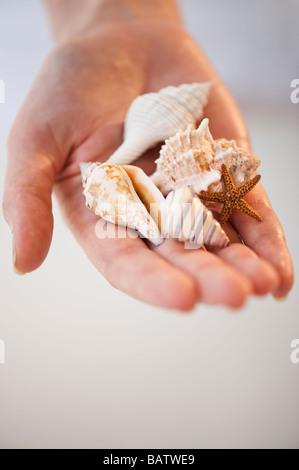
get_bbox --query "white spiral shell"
[166,187,230,248]
[107,82,211,166]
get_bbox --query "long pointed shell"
[81,162,163,245]
[151,118,261,196]
[166,187,230,248]
[107,82,211,166]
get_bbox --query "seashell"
[123,165,166,235]
[80,162,165,246]
[151,118,261,196]
[107,82,211,166]
[166,187,230,248]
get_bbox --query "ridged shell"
[107,82,211,166]
[80,162,164,245]
[151,118,261,196]
[166,187,230,248]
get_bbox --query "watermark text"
[290,79,299,104]
[94,201,208,249]
[0,339,5,364]
[290,339,299,365]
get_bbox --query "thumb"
[2,129,57,274]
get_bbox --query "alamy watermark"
[0,79,5,104]
[0,339,5,364]
[94,200,209,249]
[290,339,299,365]
[290,79,299,104]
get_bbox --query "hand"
[2,22,294,310]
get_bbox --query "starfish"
[199,164,263,226]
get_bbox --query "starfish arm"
[237,199,263,222]
[218,204,234,226]
[199,191,227,203]
[221,164,236,192]
[200,166,262,226]
[239,174,261,196]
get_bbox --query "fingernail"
[14,265,26,276]
[12,235,26,276]
[273,294,289,302]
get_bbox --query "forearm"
[44,0,182,42]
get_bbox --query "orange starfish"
[199,164,263,226]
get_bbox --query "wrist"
[95,0,181,26]
[44,0,182,43]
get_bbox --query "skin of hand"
[2,20,294,311]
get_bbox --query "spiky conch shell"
[166,187,230,248]
[107,82,211,166]
[80,162,165,246]
[151,118,261,196]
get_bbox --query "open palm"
[3,24,293,310]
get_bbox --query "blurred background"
[0,0,298,449]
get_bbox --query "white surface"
[0,0,298,449]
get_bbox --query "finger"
[211,218,242,244]
[153,238,253,309]
[215,244,279,296]
[54,176,198,311]
[230,184,294,299]
[2,131,58,274]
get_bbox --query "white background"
[0,0,298,448]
